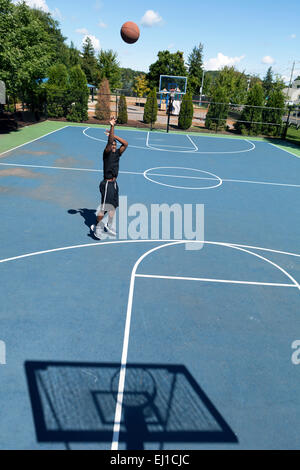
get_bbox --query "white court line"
[0,160,298,188]
[0,125,70,158]
[0,162,101,173]
[143,166,223,190]
[186,134,198,151]
[110,239,300,449]
[83,127,255,155]
[1,239,299,266]
[135,274,296,288]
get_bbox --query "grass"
[286,125,300,147]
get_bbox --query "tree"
[119,67,144,92]
[98,49,121,91]
[117,95,128,124]
[95,78,111,121]
[67,65,89,122]
[147,51,187,89]
[262,87,285,137]
[143,88,158,126]
[262,67,274,99]
[205,87,229,132]
[215,66,248,104]
[133,74,150,98]
[187,44,204,95]
[68,41,81,67]
[45,63,69,117]
[0,0,52,107]
[31,8,69,67]
[235,82,265,135]
[178,93,194,129]
[81,37,100,85]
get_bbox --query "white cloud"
[167,43,175,50]
[82,34,101,51]
[76,28,89,35]
[204,52,245,71]
[52,7,62,20]
[290,34,296,39]
[141,10,163,27]
[262,56,275,64]
[12,0,50,11]
[98,20,107,28]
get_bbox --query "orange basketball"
[120,21,140,44]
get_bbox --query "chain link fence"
[1,89,299,146]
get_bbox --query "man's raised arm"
[114,134,128,155]
[104,117,117,153]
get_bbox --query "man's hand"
[110,117,117,127]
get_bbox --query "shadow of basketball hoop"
[25,361,238,450]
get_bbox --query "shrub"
[143,88,158,125]
[117,95,128,124]
[178,93,193,130]
[95,78,111,121]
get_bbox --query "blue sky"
[14,0,300,82]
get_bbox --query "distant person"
[91,117,128,239]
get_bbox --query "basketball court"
[0,124,299,449]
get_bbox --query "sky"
[13,0,300,82]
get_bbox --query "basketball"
[120,21,140,44]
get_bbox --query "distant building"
[283,79,300,105]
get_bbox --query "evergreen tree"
[68,41,81,67]
[95,78,111,121]
[117,95,128,124]
[143,88,158,126]
[45,63,69,117]
[178,93,194,129]
[205,87,229,132]
[81,36,99,85]
[263,67,274,99]
[67,65,89,122]
[235,82,265,135]
[98,49,121,91]
[187,44,204,96]
[262,87,285,137]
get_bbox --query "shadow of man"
[68,208,98,240]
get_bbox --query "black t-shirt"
[103,148,121,179]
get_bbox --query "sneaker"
[90,224,101,240]
[104,223,117,237]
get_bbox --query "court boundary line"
[0,126,70,159]
[269,142,300,160]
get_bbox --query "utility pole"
[199,70,205,106]
[286,61,295,101]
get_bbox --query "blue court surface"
[0,125,300,450]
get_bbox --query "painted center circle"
[143,166,223,190]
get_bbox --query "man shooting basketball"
[91,117,128,239]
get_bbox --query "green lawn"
[286,125,300,147]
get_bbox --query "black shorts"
[99,179,119,211]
